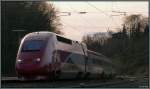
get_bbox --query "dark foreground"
[1,77,149,88]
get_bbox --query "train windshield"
[21,40,44,52]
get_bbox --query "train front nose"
[16,39,49,77]
[16,55,44,75]
[16,56,52,78]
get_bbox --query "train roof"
[55,32,86,45]
[25,31,54,37]
[26,31,86,45]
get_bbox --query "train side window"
[56,35,72,44]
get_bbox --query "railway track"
[1,77,149,88]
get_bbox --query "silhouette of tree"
[1,1,62,76]
[82,14,148,76]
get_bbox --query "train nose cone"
[16,58,52,77]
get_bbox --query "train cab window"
[56,35,72,44]
[21,40,44,52]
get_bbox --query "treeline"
[2,1,61,76]
[82,15,149,76]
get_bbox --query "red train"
[15,31,115,80]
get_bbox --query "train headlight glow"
[17,59,22,63]
[36,58,41,62]
[33,58,41,64]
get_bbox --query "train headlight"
[17,59,22,63]
[36,58,41,62]
[33,58,41,64]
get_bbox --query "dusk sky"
[48,1,148,41]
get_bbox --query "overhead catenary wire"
[56,2,109,38]
[60,19,79,31]
[59,2,147,35]
[86,1,110,17]
[67,3,97,31]
[110,1,120,29]
[67,2,119,33]
[86,1,120,32]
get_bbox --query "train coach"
[15,31,115,80]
